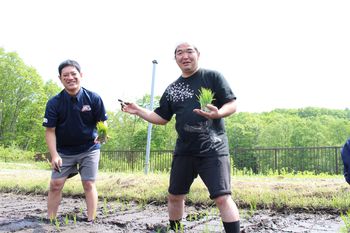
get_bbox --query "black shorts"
[168,155,232,199]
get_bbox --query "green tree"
[258,113,300,147]
[0,48,61,152]
[0,49,42,149]
[32,80,61,152]
[226,112,263,148]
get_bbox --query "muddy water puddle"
[0,193,344,232]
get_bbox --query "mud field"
[0,192,344,233]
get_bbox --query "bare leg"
[47,178,66,219]
[82,180,98,221]
[168,194,186,220]
[214,194,240,222]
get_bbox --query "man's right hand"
[51,154,62,172]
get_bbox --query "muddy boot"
[148,223,171,233]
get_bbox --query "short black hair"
[58,59,81,76]
[174,42,199,55]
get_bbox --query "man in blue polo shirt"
[42,59,108,222]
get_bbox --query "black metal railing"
[99,146,343,174]
[99,150,173,173]
[232,146,342,175]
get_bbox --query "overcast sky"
[1,0,349,113]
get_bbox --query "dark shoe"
[85,218,95,224]
[146,223,171,233]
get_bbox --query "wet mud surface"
[0,192,344,232]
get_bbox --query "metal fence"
[100,146,344,174]
[232,146,343,175]
[100,150,173,173]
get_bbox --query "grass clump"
[196,87,215,112]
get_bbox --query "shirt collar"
[63,88,83,103]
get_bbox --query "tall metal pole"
[145,60,158,174]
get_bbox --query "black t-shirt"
[154,68,236,156]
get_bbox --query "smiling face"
[59,65,82,96]
[175,42,200,78]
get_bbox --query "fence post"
[274,149,278,174]
[335,147,339,174]
[232,147,237,175]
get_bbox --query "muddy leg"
[47,178,66,220]
[168,194,185,230]
[82,180,97,221]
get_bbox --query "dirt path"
[0,192,344,232]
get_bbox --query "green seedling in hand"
[96,121,108,143]
[197,87,215,112]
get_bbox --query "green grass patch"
[0,163,349,213]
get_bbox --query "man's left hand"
[193,104,221,119]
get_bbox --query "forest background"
[1,48,350,154]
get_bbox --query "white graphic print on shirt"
[165,82,194,102]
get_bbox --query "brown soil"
[0,192,344,232]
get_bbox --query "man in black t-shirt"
[122,42,240,233]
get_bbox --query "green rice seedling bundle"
[96,121,108,143]
[197,87,215,112]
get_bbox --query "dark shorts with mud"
[168,155,232,199]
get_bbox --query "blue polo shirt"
[43,87,108,155]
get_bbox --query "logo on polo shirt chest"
[81,105,91,112]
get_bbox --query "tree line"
[1,48,350,154]
[104,105,350,151]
